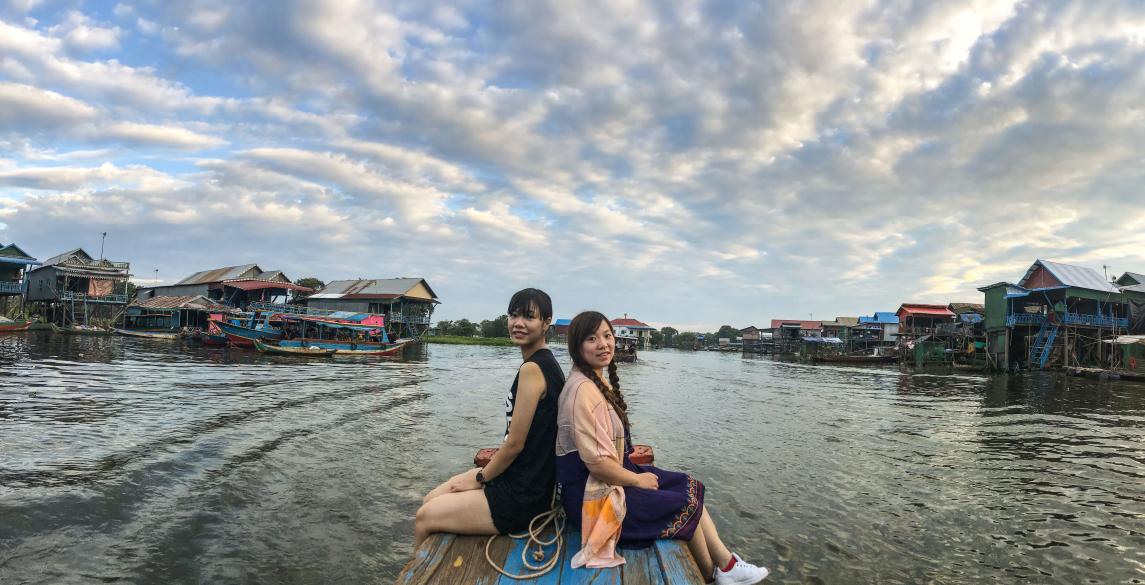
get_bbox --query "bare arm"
[482,361,545,482]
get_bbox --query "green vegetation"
[424,335,514,346]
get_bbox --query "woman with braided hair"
[555,311,768,584]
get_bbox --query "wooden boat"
[278,314,402,354]
[50,323,114,336]
[253,338,336,357]
[615,335,638,362]
[211,319,281,348]
[398,531,703,584]
[201,332,228,347]
[0,320,31,333]
[813,353,899,364]
[114,328,182,340]
[333,341,410,356]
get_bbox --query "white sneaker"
[713,553,769,585]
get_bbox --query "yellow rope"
[485,491,565,579]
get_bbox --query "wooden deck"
[395,531,705,584]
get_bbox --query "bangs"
[507,288,553,320]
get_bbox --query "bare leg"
[688,521,714,580]
[422,480,453,504]
[699,506,733,569]
[413,488,497,547]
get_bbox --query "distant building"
[307,278,439,339]
[611,315,656,349]
[125,295,232,331]
[25,248,130,326]
[858,312,900,342]
[979,259,1145,370]
[550,318,572,343]
[137,263,311,309]
[895,304,956,337]
[1115,272,1145,287]
[0,243,40,310]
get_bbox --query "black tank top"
[497,348,565,491]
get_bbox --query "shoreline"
[422,335,514,346]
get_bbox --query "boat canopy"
[283,315,384,332]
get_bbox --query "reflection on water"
[2,334,1144,584]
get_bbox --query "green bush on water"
[423,335,514,346]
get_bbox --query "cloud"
[2,1,1145,328]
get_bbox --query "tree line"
[433,317,743,349]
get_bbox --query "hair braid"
[578,362,630,433]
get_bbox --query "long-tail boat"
[50,323,114,336]
[276,314,404,354]
[253,338,336,357]
[0,320,31,333]
[114,328,182,340]
[210,318,282,348]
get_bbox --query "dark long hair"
[567,311,629,432]
[508,288,553,321]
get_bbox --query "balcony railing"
[1005,313,1045,326]
[59,291,128,303]
[0,281,25,294]
[388,312,431,325]
[1062,312,1129,328]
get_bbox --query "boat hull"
[0,321,31,333]
[114,329,181,340]
[254,339,336,357]
[813,355,899,364]
[212,320,281,348]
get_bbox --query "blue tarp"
[958,313,984,324]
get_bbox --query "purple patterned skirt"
[556,446,705,546]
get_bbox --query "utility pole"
[99,232,108,260]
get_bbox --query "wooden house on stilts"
[25,248,131,327]
[979,259,1145,371]
[0,243,40,316]
[305,278,438,340]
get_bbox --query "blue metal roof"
[859,312,899,324]
[554,318,571,326]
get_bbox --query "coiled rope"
[485,491,565,579]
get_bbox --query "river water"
[1,332,1144,584]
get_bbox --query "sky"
[2,1,1145,331]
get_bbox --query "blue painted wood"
[395,533,456,585]
[653,539,705,584]
[494,533,566,585]
[559,532,623,585]
[619,545,664,585]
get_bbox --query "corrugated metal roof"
[948,302,984,315]
[175,264,260,285]
[1117,272,1145,286]
[315,278,437,299]
[219,279,312,292]
[553,318,572,326]
[898,304,955,317]
[131,295,230,310]
[1022,259,1118,293]
[0,244,39,264]
[770,319,821,329]
[612,318,653,329]
[42,248,90,267]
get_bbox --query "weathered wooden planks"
[395,532,703,584]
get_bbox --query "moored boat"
[0,320,31,333]
[114,328,182,340]
[211,319,282,348]
[615,335,638,362]
[333,341,410,356]
[50,323,114,335]
[253,338,336,357]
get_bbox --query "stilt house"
[306,278,439,339]
[25,248,130,326]
[979,259,1145,370]
[0,243,40,314]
